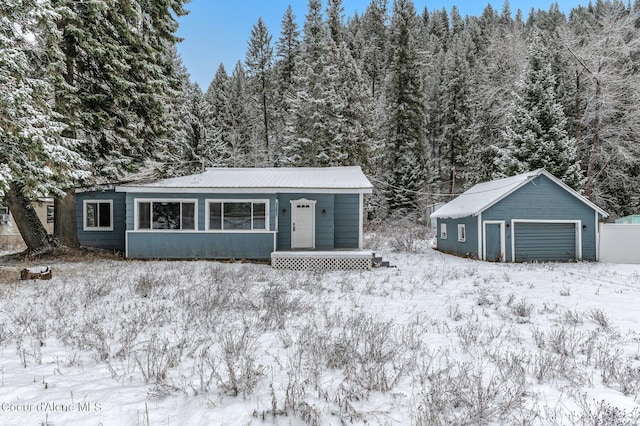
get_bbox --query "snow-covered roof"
[430,169,608,219]
[115,166,373,194]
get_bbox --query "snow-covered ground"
[0,226,639,425]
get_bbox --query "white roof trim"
[431,169,608,219]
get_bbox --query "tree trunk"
[5,182,55,253]
[585,72,601,200]
[54,188,80,248]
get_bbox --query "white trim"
[82,199,114,231]
[440,223,447,240]
[291,198,316,249]
[116,186,372,195]
[482,220,506,262]
[358,193,364,249]
[274,199,279,252]
[477,214,482,259]
[595,210,600,261]
[511,219,582,262]
[204,199,270,232]
[133,198,198,231]
[457,224,466,242]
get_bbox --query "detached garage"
[430,169,608,262]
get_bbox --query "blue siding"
[123,193,277,259]
[126,231,274,259]
[435,216,479,258]
[76,190,126,251]
[79,190,363,259]
[276,194,335,250]
[334,194,360,248]
[483,175,601,261]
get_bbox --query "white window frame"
[440,223,447,239]
[134,199,198,231]
[205,199,270,232]
[458,224,466,242]
[83,199,114,231]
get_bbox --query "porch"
[270,250,374,271]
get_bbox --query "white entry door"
[291,198,316,249]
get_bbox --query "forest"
[2,0,640,252]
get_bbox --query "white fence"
[599,223,640,263]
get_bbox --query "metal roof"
[115,166,373,194]
[430,169,608,219]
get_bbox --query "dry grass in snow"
[0,224,639,425]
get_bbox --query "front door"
[291,199,316,249]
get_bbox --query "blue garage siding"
[334,194,360,248]
[276,194,335,250]
[76,190,126,251]
[126,231,274,259]
[435,216,479,258]
[483,174,599,261]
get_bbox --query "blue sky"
[176,0,587,89]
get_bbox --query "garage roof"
[430,169,608,219]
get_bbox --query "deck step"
[372,253,394,268]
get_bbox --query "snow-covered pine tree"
[500,34,582,189]
[360,0,389,97]
[326,0,346,46]
[204,64,234,166]
[441,32,473,194]
[384,0,428,213]
[245,17,274,166]
[52,0,188,247]
[227,61,253,167]
[272,5,301,160]
[280,0,330,166]
[275,5,300,89]
[0,0,88,252]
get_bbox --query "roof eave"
[115,186,373,194]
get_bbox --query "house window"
[458,224,466,242]
[207,200,268,231]
[440,223,447,239]
[136,200,196,230]
[46,206,55,223]
[84,200,113,231]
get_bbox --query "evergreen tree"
[205,64,233,166]
[441,33,473,194]
[384,0,427,212]
[500,35,582,189]
[0,0,87,252]
[227,61,253,166]
[360,0,389,97]
[275,5,301,89]
[280,0,329,166]
[245,17,274,165]
[52,0,188,247]
[326,0,346,45]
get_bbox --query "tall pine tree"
[500,34,582,189]
[384,0,427,213]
